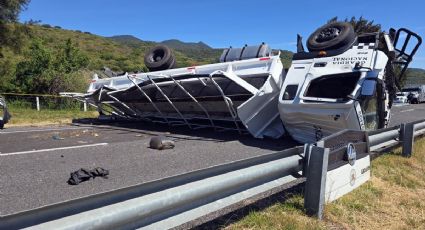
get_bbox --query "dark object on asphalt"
[149,135,175,150]
[307,22,356,52]
[144,45,176,72]
[52,134,65,140]
[68,167,109,185]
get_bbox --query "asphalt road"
[0,103,424,216]
[0,121,297,216]
[389,103,425,126]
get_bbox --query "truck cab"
[278,22,422,143]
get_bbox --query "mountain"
[107,35,156,49]
[404,68,425,86]
[161,39,213,50]
[161,39,222,63]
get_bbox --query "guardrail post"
[83,100,87,112]
[400,123,414,157]
[304,146,329,219]
[36,96,40,111]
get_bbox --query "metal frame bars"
[106,92,138,117]
[127,75,171,125]
[126,70,251,133]
[145,74,192,128]
[168,75,217,130]
[209,70,242,133]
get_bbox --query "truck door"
[358,80,386,130]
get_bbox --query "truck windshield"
[305,72,360,100]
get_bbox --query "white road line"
[0,143,108,156]
[0,127,92,134]
[400,109,414,113]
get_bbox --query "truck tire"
[144,45,176,72]
[307,22,356,52]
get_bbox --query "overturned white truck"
[76,22,422,143]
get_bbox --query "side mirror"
[361,79,376,96]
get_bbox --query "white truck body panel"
[325,155,371,202]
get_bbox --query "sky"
[19,0,425,68]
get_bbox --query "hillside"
[4,24,297,72]
[28,27,149,72]
[161,39,222,63]
[27,27,210,71]
[404,68,425,86]
[107,35,156,49]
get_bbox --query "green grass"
[5,106,98,127]
[227,137,425,230]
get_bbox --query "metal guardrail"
[1,120,425,230]
[368,119,425,156]
[0,92,92,111]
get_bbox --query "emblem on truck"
[345,143,357,166]
[350,169,356,186]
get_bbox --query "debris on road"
[149,135,175,150]
[52,134,65,140]
[68,167,109,185]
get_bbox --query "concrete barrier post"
[36,96,40,111]
[304,146,329,219]
[400,123,414,157]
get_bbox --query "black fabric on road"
[68,167,109,185]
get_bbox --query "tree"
[327,16,381,34]
[0,0,31,55]
[55,39,89,73]
[14,38,89,94]
[15,39,53,93]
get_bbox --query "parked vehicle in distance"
[67,22,422,143]
[403,85,425,104]
[0,96,11,129]
[395,92,409,103]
